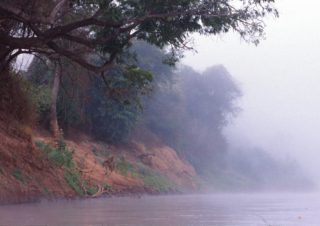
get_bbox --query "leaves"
[1,0,277,72]
[87,64,153,143]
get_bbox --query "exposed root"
[91,184,110,198]
[91,185,104,198]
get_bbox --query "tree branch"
[49,0,68,24]
[47,41,114,73]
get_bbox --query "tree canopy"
[0,0,277,72]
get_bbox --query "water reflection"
[0,193,319,226]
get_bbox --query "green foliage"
[3,0,277,76]
[114,155,176,192]
[103,66,153,103]
[26,42,174,145]
[36,136,86,196]
[12,168,25,183]
[84,182,99,196]
[26,59,53,126]
[30,85,51,125]
[91,104,137,142]
[130,41,176,87]
[55,61,90,129]
[115,157,134,176]
[27,57,88,130]
[64,169,83,196]
[94,0,276,55]
[27,49,154,144]
[36,136,73,168]
[103,183,113,191]
[47,149,66,167]
[87,41,176,144]
[88,96,139,143]
[87,64,153,143]
[0,69,36,123]
[137,165,176,192]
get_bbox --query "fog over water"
[2,194,320,225]
[183,0,320,185]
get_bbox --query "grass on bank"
[114,157,176,192]
[36,135,84,196]
[36,136,114,196]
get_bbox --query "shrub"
[137,165,176,192]
[64,169,83,196]
[115,157,134,176]
[35,135,73,168]
[29,85,51,127]
[36,136,85,196]
[84,183,99,196]
[103,183,113,191]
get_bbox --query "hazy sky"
[183,0,320,181]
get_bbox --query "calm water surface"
[0,193,319,226]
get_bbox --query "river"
[0,193,319,226]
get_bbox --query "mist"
[122,40,312,191]
[183,0,320,186]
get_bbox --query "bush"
[64,169,83,196]
[36,136,85,195]
[84,183,99,196]
[35,136,73,168]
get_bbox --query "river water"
[0,193,319,226]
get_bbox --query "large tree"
[0,0,277,73]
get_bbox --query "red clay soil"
[0,114,199,204]
[0,114,74,204]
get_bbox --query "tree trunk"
[0,46,12,72]
[50,64,61,138]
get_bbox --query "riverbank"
[0,114,199,204]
